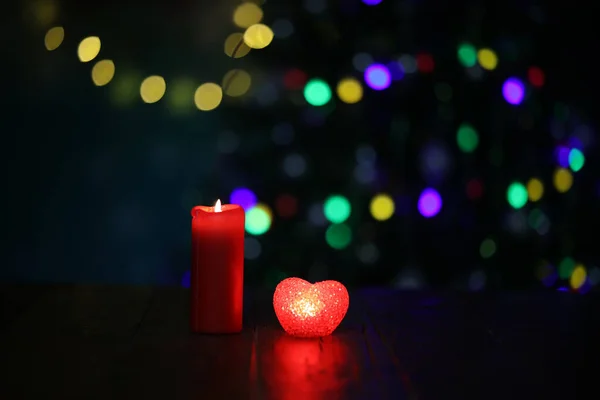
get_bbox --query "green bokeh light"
[479,238,496,259]
[568,148,585,172]
[457,123,479,153]
[507,182,528,209]
[457,43,477,67]
[245,206,271,235]
[304,79,332,106]
[558,257,575,279]
[325,223,352,249]
[323,195,351,224]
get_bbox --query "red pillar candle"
[190,199,245,334]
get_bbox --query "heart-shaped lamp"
[273,278,349,338]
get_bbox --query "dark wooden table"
[0,285,597,399]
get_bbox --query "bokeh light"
[194,83,223,111]
[77,36,101,63]
[369,194,395,221]
[283,69,307,90]
[555,146,570,167]
[282,153,307,177]
[140,75,167,104]
[336,78,363,104]
[44,26,64,51]
[507,182,528,209]
[275,194,298,218]
[166,79,195,114]
[456,123,479,153]
[304,79,332,106]
[466,179,483,200]
[570,264,587,290]
[357,243,379,264]
[362,0,382,5]
[526,178,544,202]
[243,24,274,49]
[325,223,352,249]
[30,0,59,27]
[110,71,140,107]
[245,237,262,260]
[364,64,391,90]
[353,53,373,71]
[416,53,435,73]
[417,188,442,218]
[559,257,575,279]
[245,204,272,235]
[568,148,585,172]
[323,195,351,224]
[233,2,263,28]
[272,19,294,38]
[477,48,498,70]
[224,33,251,58]
[502,78,525,105]
[480,238,497,258]
[537,261,558,287]
[230,188,258,211]
[528,66,545,87]
[457,42,477,67]
[222,69,252,97]
[553,168,573,193]
[91,60,115,87]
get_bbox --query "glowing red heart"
[273,278,350,338]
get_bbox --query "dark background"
[3,0,598,291]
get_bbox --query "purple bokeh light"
[387,61,404,81]
[230,187,257,211]
[364,64,392,90]
[418,188,442,218]
[502,77,525,105]
[362,0,383,5]
[556,146,570,168]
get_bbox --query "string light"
[41,3,597,294]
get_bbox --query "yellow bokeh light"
[477,48,498,70]
[526,178,544,202]
[370,194,395,221]
[140,76,167,104]
[194,83,223,111]
[78,36,101,63]
[30,0,59,27]
[233,2,263,28]
[91,59,115,86]
[224,33,251,58]
[243,24,274,49]
[336,78,363,104]
[44,26,64,51]
[167,78,196,113]
[222,69,252,97]
[570,265,587,290]
[553,168,573,193]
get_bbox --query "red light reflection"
[263,334,356,400]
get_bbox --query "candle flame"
[214,199,222,212]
